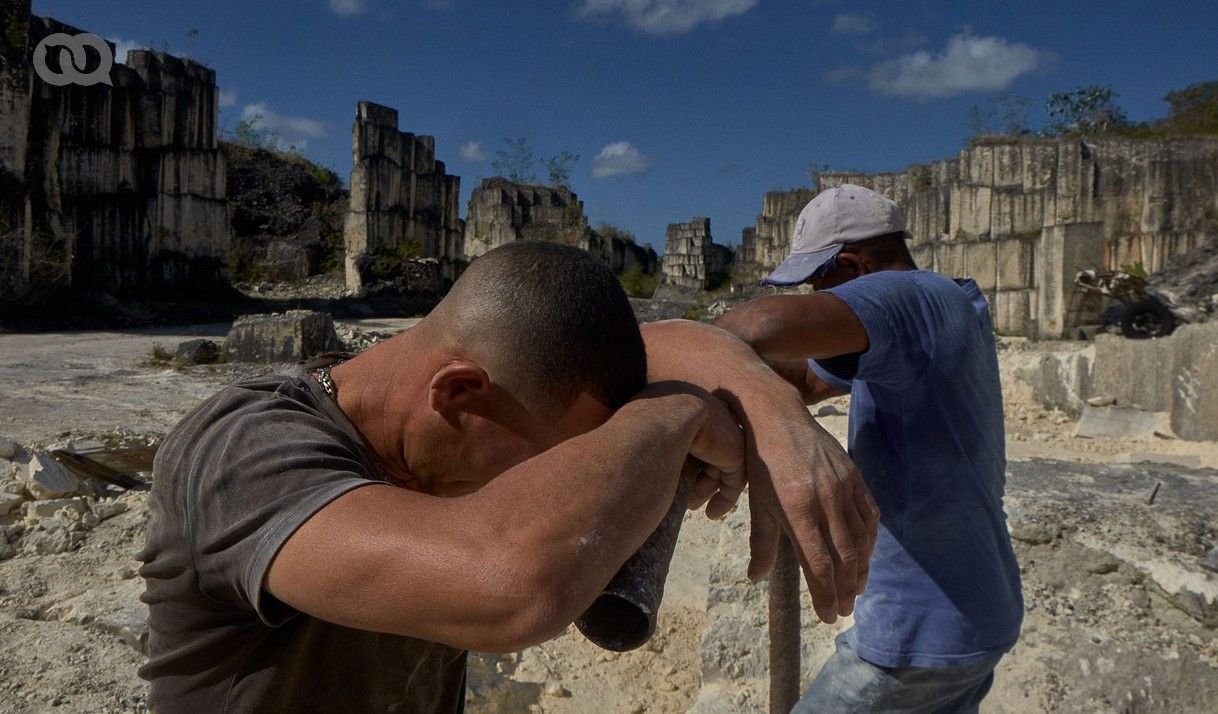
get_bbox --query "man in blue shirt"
[716,185,1023,713]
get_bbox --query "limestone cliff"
[0,2,229,301]
[738,138,1218,337]
[465,177,658,275]
[342,101,463,295]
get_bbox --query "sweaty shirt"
[138,368,467,713]
[811,270,1023,668]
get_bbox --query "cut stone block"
[1170,322,1218,442]
[1074,406,1170,440]
[223,310,341,363]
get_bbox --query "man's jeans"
[791,629,1001,714]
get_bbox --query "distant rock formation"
[465,177,658,275]
[662,217,732,291]
[737,137,1218,338]
[736,189,817,284]
[0,1,229,301]
[343,101,464,296]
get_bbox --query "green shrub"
[618,265,659,298]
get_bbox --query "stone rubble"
[0,437,139,562]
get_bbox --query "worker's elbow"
[473,561,573,653]
[713,309,758,345]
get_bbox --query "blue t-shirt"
[810,270,1023,668]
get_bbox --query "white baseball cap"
[762,184,910,286]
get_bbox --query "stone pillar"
[1037,222,1105,339]
[343,101,464,295]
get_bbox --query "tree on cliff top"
[1158,81,1218,135]
[544,151,580,189]
[1045,85,1129,135]
[492,137,537,183]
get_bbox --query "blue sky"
[35,0,1218,253]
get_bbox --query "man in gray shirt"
[140,241,877,712]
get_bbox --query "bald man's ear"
[429,361,494,416]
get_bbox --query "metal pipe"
[769,534,801,713]
[575,462,697,652]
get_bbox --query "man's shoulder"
[156,371,330,469]
[827,269,965,309]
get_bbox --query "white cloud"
[106,37,146,64]
[240,103,327,150]
[830,13,876,35]
[218,89,237,108]
[592,141,651,178]
[577,0,758,36]
[328,0,369,17]
[458,141,486,162]
[866,33,1042,99]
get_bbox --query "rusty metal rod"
[769,534,801,714]
[575,462,697,652]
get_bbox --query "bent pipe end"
[575,462,697,652]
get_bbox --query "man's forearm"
[713,294,868,361]
[641,320,807,417]
[464,388,708,640]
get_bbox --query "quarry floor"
[0,323,1216,713]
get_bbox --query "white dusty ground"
[1,324,1216,713]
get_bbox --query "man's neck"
[329,333,425,486]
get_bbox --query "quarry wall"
[0,1,229,300]
[739,139,1218,338]
[342,101,464,295]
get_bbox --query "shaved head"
[431,241,647,413]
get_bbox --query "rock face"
[0,1,229,301]
[343,101,464,295]
[223,142,346,283]
[736,189,818,284]
[662,217,733,291]
[464,177,658,275]
[739,138,1218,337]
[222,311,341,363]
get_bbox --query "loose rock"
[174,338,222,365]
[0,492,23,516]
[19,454,80,500]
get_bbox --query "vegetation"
[544,151,580,189]
[618,264,659,298]
[1045,85,1128,135]
[492,137,537,183]
[492,138,583,190]
[1120,261,1149,280]
[965,94,1031,137]
[594,221,636,244]
[965,79,1218,142]
[370,238,424,279]
[705,269,732,293]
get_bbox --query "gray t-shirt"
[138,368,467,713]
